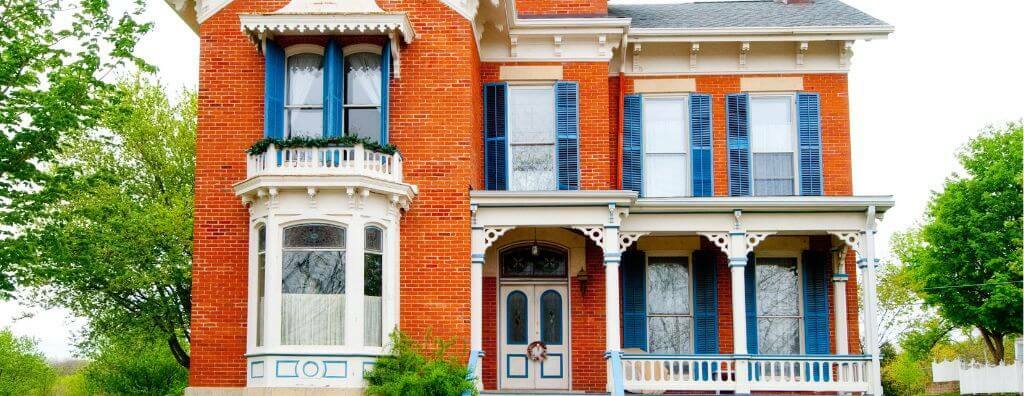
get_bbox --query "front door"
[499,284,569,390]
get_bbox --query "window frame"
[643,251,695,355]
[641,94,691,198]
[363,224,385,347]
[342,44,384,142]
[748,92,801,196]
[283,44,326,139]
[279,222,349,347]
[753,251,805,355]
[506,83,558,192]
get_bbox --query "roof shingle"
[608,0,889,29]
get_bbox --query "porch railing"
[246,144,403,183]
[621,354,871,393]
[622,354,735,391]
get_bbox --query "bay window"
[646,256,692,354]
[642,97,689,198]
[755,257,802,355]
[508,85,557,191]
[257,226,266,347]
[749,95,798,196]
[285,48,325,138]
[281,224,347,345]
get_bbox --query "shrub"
[364,331,476,396]
[0,329,56,395]
[81,334,188,395]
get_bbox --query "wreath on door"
[526,341,548,361]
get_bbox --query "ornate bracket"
[619,232,648,252]
[828,231,862,257]
[745,232,774,253]
[483,227,513,249]
[796,41,809,66]
[839,40,853,67]
[690,42,701,70]
[554,35,564,57]
[573,226,604,247]
[632,43,642,73]
[510,36,519,58]
[739,42,751,68]
[306,187,318,208]
[699,233,730,255]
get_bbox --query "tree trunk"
[168,335,191,368]
[978,327,1006,364]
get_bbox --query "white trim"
[239,13,416,45]
[627,25,894,43]
[618,70,850,77]
[285,44,325,57]
[343,43,382,56]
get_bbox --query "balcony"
[621,354,873,393]
[234,143,415,205]
[246,144,402,183]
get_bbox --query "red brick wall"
[482,62,613,190]
[482,276,498,389]
[571,242,607,391]
[191,0,481,387]
[618,74,853,196]
[516,0,607,16]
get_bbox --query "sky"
[1,0,1021,361]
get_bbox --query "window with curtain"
[508,86,556,191]
[281,224,346,345]
[345,52,382,142]
[750,95,797,196]
[647,256,692,354]
[643,97,689,197]
[286,52,324,138]
[256,226,266,347]
[756,257,801,354]
[364,226,383,347]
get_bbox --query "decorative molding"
[239,13,416,45]
[483,227,513,248]
[796,41,809,66]
[632,43,642,73]
[618,232,648,252]
[266,188,280,209]
[699,233,729,255]
[745,232,774,253]
[306,187,318,208]
[573,226,605,247]
[197,0,234,24]
[438,0,480,22]
[689,42,700,70]
[739,42,750,68]
[829,230,862,258]
[598,35,609,58]
[510,36,519,58]
[553,35,564,57]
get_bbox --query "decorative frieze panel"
[745,232,774,253]
[618,232,648,252]
[573,226,605,247]
[483,227,513,248]
[699,233,730,255]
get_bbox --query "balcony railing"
[246,144,403,183]
[622,354,872,393]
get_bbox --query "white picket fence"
[932,359,1023,394]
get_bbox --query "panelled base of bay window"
[245,354,378,389]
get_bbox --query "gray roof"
[608,0,889,29]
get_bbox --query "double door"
[498,284,569,390]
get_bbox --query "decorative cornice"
[239,13,416,44]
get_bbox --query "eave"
[628,25,895,43]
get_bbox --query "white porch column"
[727,229,751,395]
[861,206,883,395]
[264,189,283,349]
[468,213,486,388]
[833,248,850,355]
[602,223,625,396]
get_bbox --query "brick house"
[166,0,894,394]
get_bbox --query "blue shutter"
[802,250,830,355]
[264,40,285,139]
[726,94,751,196]
[322,39,343,138]
[692,250,718,354]
[555,81,579,190]
[690,94,713,197]
[621,250,647,350]
[484,83,508,190]
[797,93,823,196]
[380,40,391,143]
[622,95,643,194]
[744,252,758,354]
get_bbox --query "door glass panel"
[540,290,562,345]
[500,246,567,278]
[507,291,528,344]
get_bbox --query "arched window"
[344,47,382,142]
[281,224,346,345]
[256,226,266,347]
[286,47,324,138]
[500,245,568,278]
[364,226,384,347]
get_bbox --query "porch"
[468,191,892,395]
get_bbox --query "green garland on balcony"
[247,135,399,156]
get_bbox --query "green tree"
[1,78,196,367]
[0,329,57,395]
[892,122,1024,363]
[0,0,151,278]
